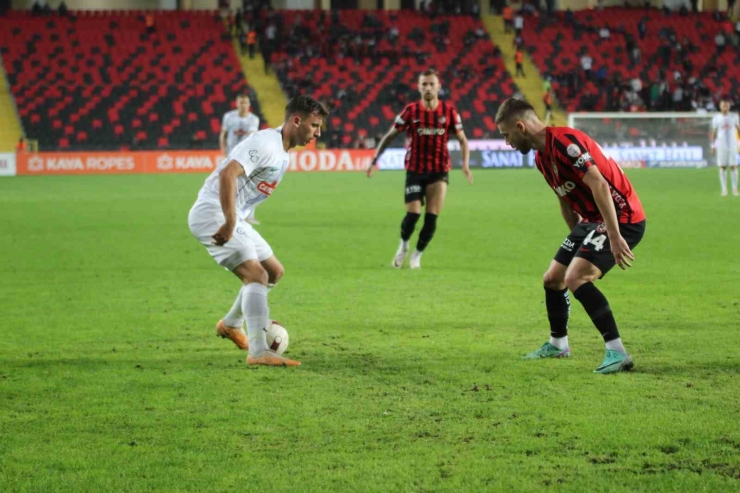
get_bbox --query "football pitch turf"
[1,169,739,492]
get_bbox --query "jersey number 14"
[583,230,607,251]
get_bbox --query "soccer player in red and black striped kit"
[366,69,473,269]
[495,98,646,374]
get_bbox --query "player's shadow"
[632,359,740,377]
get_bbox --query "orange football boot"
[216,319,249,350]
[246,351,301,367]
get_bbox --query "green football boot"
[594,350,634,374]
[522,342,571,360]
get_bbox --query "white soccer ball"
[266,320,289,355]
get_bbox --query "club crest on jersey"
[257,180,277,196]
[566,144,581,157]
[439,116,446,125]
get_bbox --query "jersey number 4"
[583,230,607,251]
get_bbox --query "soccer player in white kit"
[220,94,262,223]
[190,96,329,366]
[711,99,740,196]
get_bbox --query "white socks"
[549,336,569,350]
[731,168,738,192]
[720,167,728,194]
[223,290,243,328]
[399,239,409,252]
[242,283,269,355]
[605,338,627,354]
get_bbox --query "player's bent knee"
[270,263,285,284]
[564,272,596,292]
[234,260,268,286]
[543,270,566,290]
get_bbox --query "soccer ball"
[266,320,289,355]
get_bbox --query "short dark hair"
[236,94,250,100]
[419,68,439,79]
[285,95,329,120]
[495,98,536,125]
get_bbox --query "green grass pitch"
[1,169,739,492]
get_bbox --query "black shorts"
[554,220,646,277]
[404,171,449,204]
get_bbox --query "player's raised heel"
[392,248,408,268]
[594,350,634,374]
[522,342,571,360]
[216,319,249,350]
[246,350,301,367]
[409,250,422,270]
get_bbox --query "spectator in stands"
[247,28,257,58]
[543,88,553,125]
[728,0,737,15]
[580,52,592,81]
[595,65,607,87]
[672,85,684,111]
[58,1,68,16]
[515,48,525,78]
[503,5,513,33]
[715,31,726,55]
[16,138,26,152]
[145,13,155,33]
[637,17,647,40]
[564,8,574,24]
[514,12,524,36]
[599,27,610,40]
[262,44,273,74]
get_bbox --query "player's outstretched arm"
[582,167,634,269]
[456,129,473,184]
[212,160,246,246]
[710,125,717,156]
[367,127,400,178]
[558,197,581,231]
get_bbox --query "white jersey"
[222,110,260,154]
[712,112,739,149]
[196,128,289,218]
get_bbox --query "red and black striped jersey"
[394,100,463,174]
[535,127,646,224]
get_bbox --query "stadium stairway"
[0,58,22,152]
[482,15,566,126]
[232,39,286,129]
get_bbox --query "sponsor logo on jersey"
[257,180,277,196]
[553,181,576,197]
[249,150,259,163]
[417,128,446,136]
[610,187,627,209]
[561,238,576,252]
[439,116,446,125]
[573,152,593,169]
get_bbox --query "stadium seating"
[270,10,519,146]
[524,8,739,112]
[0,10,262,151]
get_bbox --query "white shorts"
[188,201,273,271]
[716,148,739,167]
